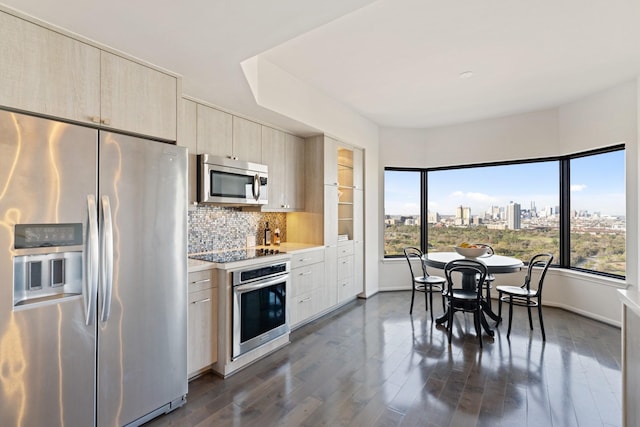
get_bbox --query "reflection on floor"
[145,291,621,427]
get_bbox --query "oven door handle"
[235,274,289,293]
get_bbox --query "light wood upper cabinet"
[262,127,305,211]
[0,11,178,141]
[262,127,286,210]
[353,147,364,190]
[196,103,233,157]
[286,133,305,210]
[197,105,262,163]
[323,137,339,186]
[232,116,262,163]
[100,52,177,141]
[0,11,101,124]
[179,99,198,205]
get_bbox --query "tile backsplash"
[188,205,286,254]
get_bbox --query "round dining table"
[423,252,524,335]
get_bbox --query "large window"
[384,146,626,278]
[384,170,421,256]
[427,161,559,264]
[569,150,625,275]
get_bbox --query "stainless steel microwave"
[197,154,268,205]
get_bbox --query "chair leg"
[538,302,546,341]
[497,292,503,322]
[428,288,434,321]
[507,296,514,339]
[441,289,446,311]
[474,309,482,348]
[485,285,492,311]
[527,298,534,330]
[410,285,416,314]
[447,302,454,345]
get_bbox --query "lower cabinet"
[337,241,356,304]
[289,248,325,327]
[187,269,218,378]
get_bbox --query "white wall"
[379,79,639,326]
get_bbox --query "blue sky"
[384,150,625,217]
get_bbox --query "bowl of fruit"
[454,242,491,258]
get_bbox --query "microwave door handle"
[252,174,260,200]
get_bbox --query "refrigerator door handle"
[85,195,99,325]
[100,195,114,322]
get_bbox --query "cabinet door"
[353,147,364,190]
[0,11,101,123]
[100,51,177,141]
[323,136,339,186]
[232,116,262,163]
[353,189,364,243]
[324,245,338,307]
[197,104,233,157]
[179,99,198,205]
[187,288,217,376]
[324,185,339,246]
[286,133,305,210]
[261,126,286,210]
[354,241,364,297]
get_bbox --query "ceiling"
[4,0,640,134]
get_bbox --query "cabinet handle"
[191,298,211,304]
[299,297,311,303]
[299,258,312,262]
[90,116,101,124]
[192,279,211,285]
[298,271,312,276]
[101,118,111,125]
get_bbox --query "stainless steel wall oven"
[232,261,290,359]
[231,261,290,359]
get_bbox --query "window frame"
[384,144,625,279]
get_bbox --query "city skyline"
[384,150,625,217]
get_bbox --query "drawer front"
[290,288,323,327]
[291,262,324,297]
[337,242,354,257]
[337,277,355,302]
[337,255,354,280]
[188,269,215,293]
[290,248,325,269]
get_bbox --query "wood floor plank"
[144,291,621,427]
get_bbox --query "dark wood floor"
[145,291,622,427]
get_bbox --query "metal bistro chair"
[444,258,488,347]
[497,253,554,340]
[403,247,446,320]
[473,244,496,309]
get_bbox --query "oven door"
[232,274,289,359]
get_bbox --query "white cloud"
[571,184,587,192]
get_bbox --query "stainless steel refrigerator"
[0,110,188,426]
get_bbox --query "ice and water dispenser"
[13,223,84,308]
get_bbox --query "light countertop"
[187,242,324,273]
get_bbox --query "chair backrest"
[444,258,488,300]
[403,247,427,279]
[524,253,554,296]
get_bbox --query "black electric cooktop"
[189,248,285,264]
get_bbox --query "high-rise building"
[507,201,521,230]
[455,205,471,225]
